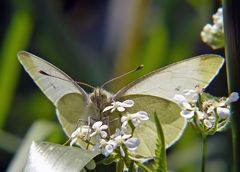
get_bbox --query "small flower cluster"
[201,7,224,49]
[70,99,149,157]
[174,86,239,135]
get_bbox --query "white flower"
[103,100,134,113]
[174,88,202,120]
[213,8,223,26]
[174,89,199,106]
[178,101,204,120]
[173,94,188,106]
[217,107,230,119]
[121,111,149,128]
[203,119,213,128]
[91,138,113,156]
[225,92,239,105]
[110,128,126,139]
[207,92,239,119]
[113,134,140,157]
[200,7,224,49]
[95,139,117,157]
[184,89,199,103]
[90,121,108,139]
[70,125,91,146]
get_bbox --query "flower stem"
[201,134,207,172]
[222,1,240,171]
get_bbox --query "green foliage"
[0,8,33,128]
[153,112,167,172]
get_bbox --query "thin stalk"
[201,134,207,172]
[222,1,240,172]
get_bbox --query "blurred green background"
[0,0,231,171]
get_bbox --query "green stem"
[201,134,207,172]
[222,1,240,171]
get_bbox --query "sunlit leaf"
[7,120,59,172]
[24,141,99,172]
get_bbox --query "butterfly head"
[89,87,112,112]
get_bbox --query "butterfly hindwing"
[117,94,186,157]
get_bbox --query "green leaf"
[24,141,99,172]
[153,112,167,172]
[7,120,59,172]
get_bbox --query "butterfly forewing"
[114,54,224,100]
[17,51,88,105]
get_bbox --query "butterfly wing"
[113,54,224,158]
[56,93,91,139]
[114,54,224,100]
[18,51,89,137]
[117,94,186,157]
[17,51,88,105]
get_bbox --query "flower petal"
[135,111,149,120]
[185,89,199,102]
[173,94,187,104]
[114,135,122,142]
[71,127,80,138]
[131,118,141,127]
[121,100,134,107]
[207,106,215,114]
[122,134,131,140]
[103,105,114,112]
[110,108,116,113]
[182,102,192,110]
[203,119,212,128]
[180,110,195,119]
[107,140,117,148]
[103,144,114,156]
[196,111,205,120]
[125,138,140,151]
[89,132,97,138]
[121,116,128,122]
[121,121,128,129]
[92,121,103,129]
[217,107,230,119]
[117,106,125,112]
[225,92,239,104]
[208,116,216,123]
[100,131,108,138]
[100,124,108,130]
[70,137,78,146]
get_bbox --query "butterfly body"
[88,88,113,120]
[18,51,224,158]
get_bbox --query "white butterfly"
[18,51,224,157]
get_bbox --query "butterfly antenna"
[39,70,95,89]
[101,64,144,88]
